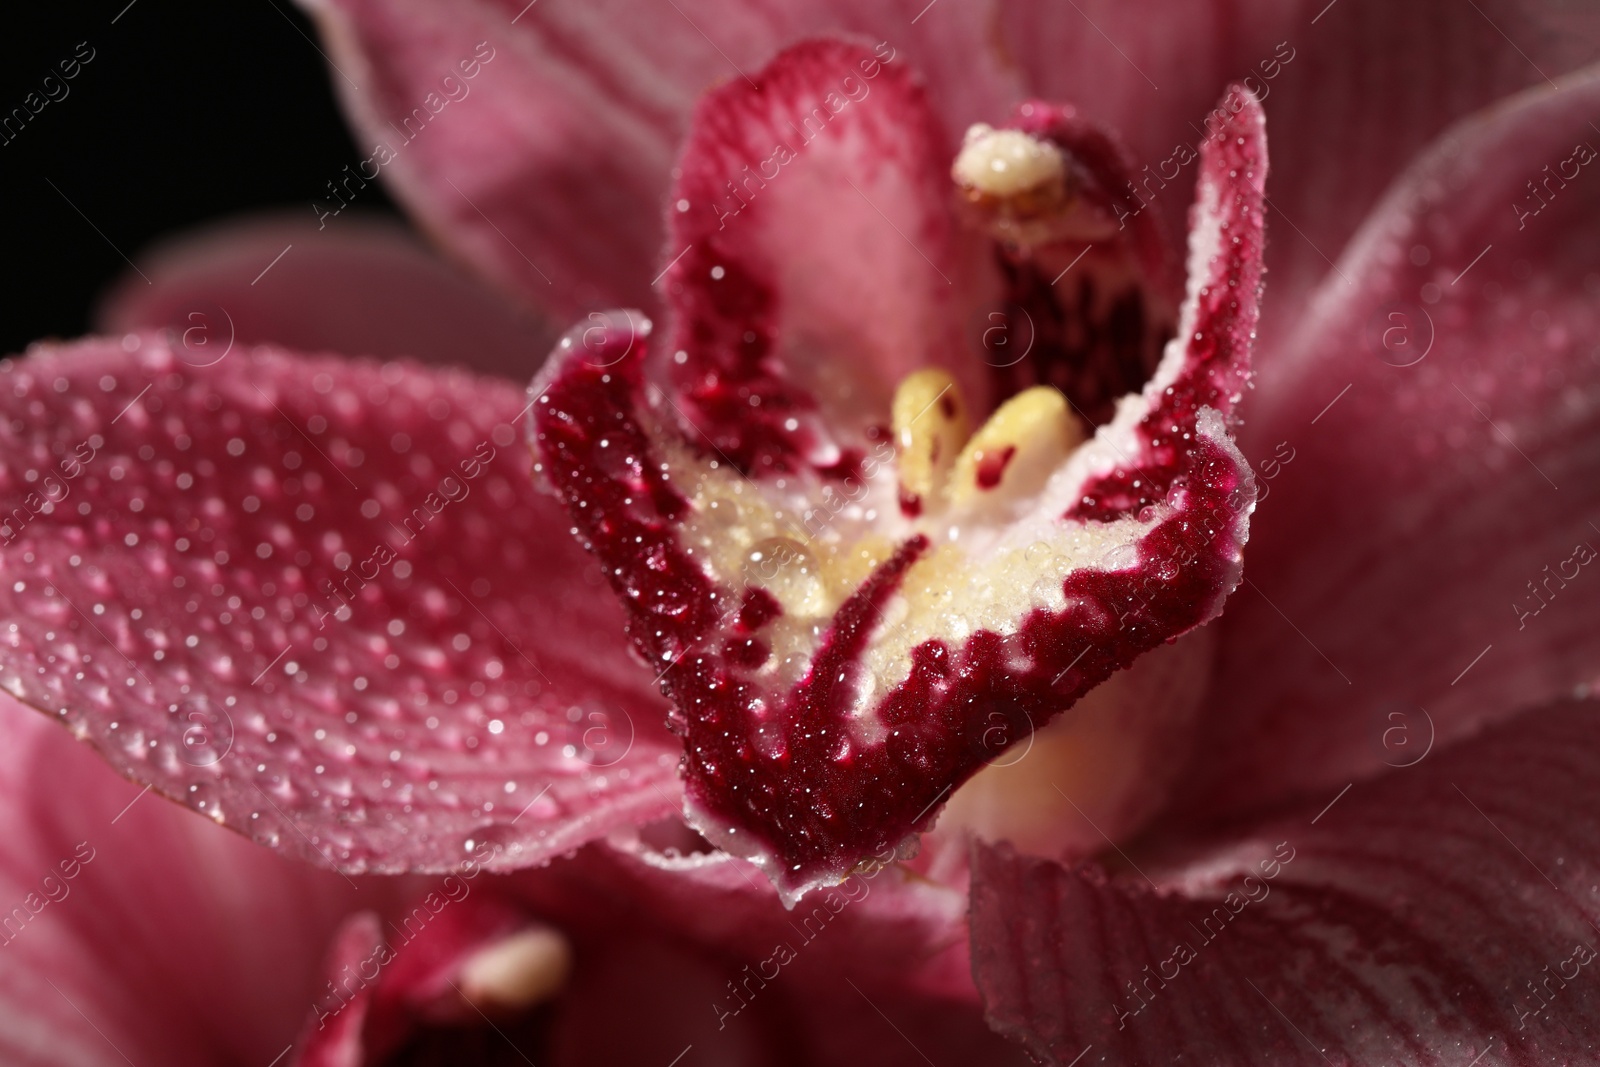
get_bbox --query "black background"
[0,0,399,356]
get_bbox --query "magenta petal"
[1249,0,1600,352]
[297,0,1017,316]
[0,699,368,1065]
[292,891,553,1065]
[1184,65,1600,821]
[1247,0,1600,347]
[1000,0,1600,353]
[972,698,1600,1066]
[663,36,986,470]
[293,912,386,1066]
[515,839,1030,1065]
[96,213,553,379]
[534,323,1253,901]
[0,334,678,874]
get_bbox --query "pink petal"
[0,333,678,875]
[1000,0,1600,351]
[96,213,553,379]
[517,837,1030,1065]
[972,698,1600,1065]
[294,912,387,1066]
[1251,0,1600,352]
[0,698,372,1065]
[1066,88,1266,521]
[999,0,1293,237]
[1180,64,1600,821]
[662,36,985,472]
[292,891,560,1065]
[296,0,1017,316]
[531,87,1268,899]
[276,830,1022,1065]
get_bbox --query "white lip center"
[658,351,1165,726]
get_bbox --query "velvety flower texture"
[4,1,1600,1065]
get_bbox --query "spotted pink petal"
[972,697,1600,1066]
[294,0,1018,317]
[97,213,554,379]
[0,697,376,1066]
[1178,62,1600,823]
[0,333,678,875]
[531,45,1269,899]
[660,35,989,468]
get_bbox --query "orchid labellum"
[529,37,1264,901]
[3,2,1600,1065]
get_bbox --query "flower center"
[664,350,1155,726]
[644,115,1178,717]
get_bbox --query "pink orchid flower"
[5,2,1600,1064]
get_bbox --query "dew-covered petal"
[96,213,554,380]
[0,333,678,875]
[972,698,1600,1066]
[531,81,1267,905]
[0,698,376,1066]
[1181,64,1600,822]
[296,0,1016,318]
